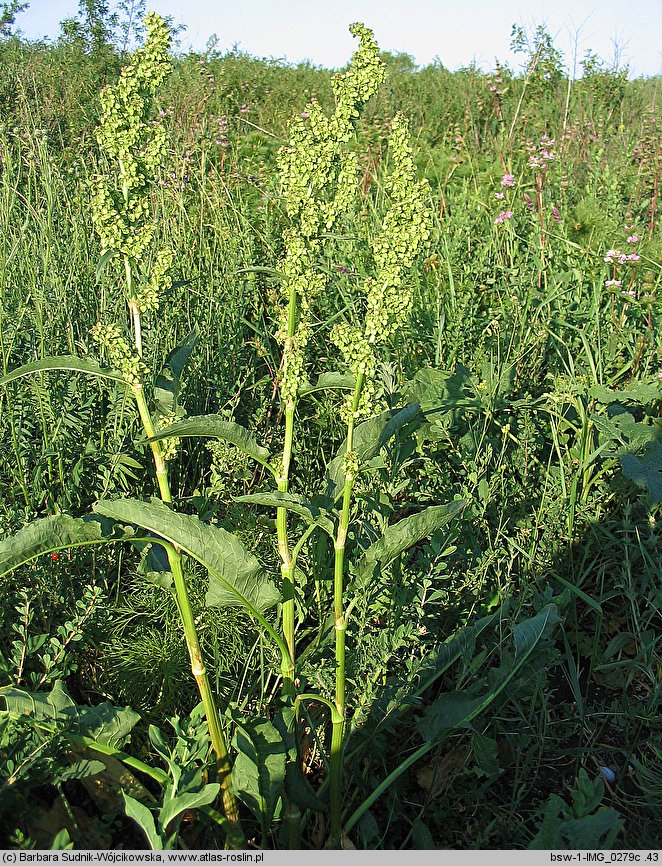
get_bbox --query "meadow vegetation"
[0,4,660,851]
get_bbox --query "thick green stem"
[169,553,244,848]
[329,372,364,846]
[277,404,296,695]
[277,278,299,696]
[127,298,243,845]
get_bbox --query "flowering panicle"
[332,113,432,418]
[91,13,172,264]
[276,24,386,409]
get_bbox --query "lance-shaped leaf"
[418,603,560,743]
[122,794,163,850]
[353,500,466,583]
[234,491,336,537]
[1,681,140,749]
[93,499,279,614]
[0,356,126,387]
[154,328,199,418]
[346,604,560,834]
[326,404,421,498]
[0,513,133,580]
[148,415,273,473]
[299,372,356,397]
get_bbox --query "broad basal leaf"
[354,500,466,582]
[231,716,287,835]
[148,415,272,472]
[93,499,279,614]
[0,681,140,748]
[0,356,125,387]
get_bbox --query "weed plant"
[0,11,660,851]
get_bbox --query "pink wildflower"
[604,279,622,288]
[495,210,513,225]
[627,235,640,244]
[501,173,515,187]
[495,191,505,200]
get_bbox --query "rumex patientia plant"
[0,16,454,849]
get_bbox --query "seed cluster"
[90,322,148,384]
[332,113,432,418]
[276,24,386,409]
[91,12,171,264]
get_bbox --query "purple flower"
[627,235,640,244]
[604,249,620,264]
[604,279,622,288]
[495,191,505,200]
[626,253,640,262]
[489,85,498,92]
[495,210,513,224]
[551,206,561,222]
[501,173,515,187]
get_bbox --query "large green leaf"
[299,372,356,396]
[0,681,140,748]
[93,499,279,614]
[231,716,287,836]
[154,328,199,418]
[148,415,272,472]
[158,785,221,833]
[0,356,125,387]
[0,514,132,580]
[234,492,335,536]
[620,441,662,502]
[354,500,466,582]
[327,404,421,498]
[122,793,163,849]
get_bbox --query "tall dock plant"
[0,19,457,849]
[276,30,432,838]
[0,14,255,848]
[274,23,386,694]
[88,15,247,844]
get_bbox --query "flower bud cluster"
[91,13,172,263]
[90,322,148,385]
[276,24,386,409]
